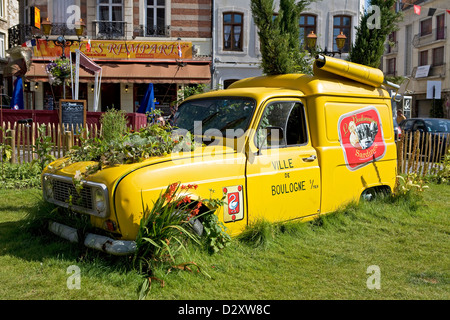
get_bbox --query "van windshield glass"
[173,97,255,136]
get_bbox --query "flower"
[45,58,75,86]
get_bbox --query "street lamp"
[306,30,347,56]
[41,18,86,59]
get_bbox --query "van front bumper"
[49,221,136,256]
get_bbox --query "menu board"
[59,99,86,131]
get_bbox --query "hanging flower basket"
[45,58,75,86]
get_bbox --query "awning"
[26,61,211,84]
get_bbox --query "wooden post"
[66,131,73,153]
[9,126,16,164]
[397,135,404,174]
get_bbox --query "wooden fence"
[397,131,449,176]
[2,122,450,178]
[1,122,103,164]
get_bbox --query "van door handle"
[302,155,317,162]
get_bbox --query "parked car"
[399,118,450,158]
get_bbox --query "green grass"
[0,184,449,300]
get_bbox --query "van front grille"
[52,179,93,210]
[43,173,109,218]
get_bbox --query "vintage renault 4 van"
[42,55,398,255]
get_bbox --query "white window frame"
[97,0,123,21]
[217,7,250,55]
[0,33,5,59]
[146,0,165,28]
[0,0,4,19]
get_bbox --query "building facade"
[5,0,367,111]
[9,0,212,113]
[0,0,19,104]
[212,0,364,89]
[382,0,450,119]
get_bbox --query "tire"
[189,218,203,236]
[361,186,391,201]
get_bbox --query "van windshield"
[173,97,255,137]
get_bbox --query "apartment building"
[382,0,450,118]
[7,0,367,111]
[8,0,212,112]
[0,0,19,101]
[212,0,364,89]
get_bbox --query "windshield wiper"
[219,116,247,131]
[190,111,219,132]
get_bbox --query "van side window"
[256,102,307,148]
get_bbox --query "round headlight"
[94,189,105,211]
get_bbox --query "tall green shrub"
[251,0,315,75]
[100,109,128,143]
[348,0,402,68]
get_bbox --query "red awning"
[75,51,102,75]
[26,61,211,83]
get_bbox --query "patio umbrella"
[10,77,24,110]
[137,83,155,114]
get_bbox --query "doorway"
[101,83,120,111]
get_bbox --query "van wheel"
[189,218,203,236]
[361,186,391,201]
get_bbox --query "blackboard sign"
[59,99,86,131]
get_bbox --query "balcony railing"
[8,24,32,48]
[412,63,446,78]
[8,23,80,49]
[134,24,171,38]
[92,21,127,40]
[413,28,447,48]
[385,41,398,55]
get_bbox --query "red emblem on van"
[338,107,386,170]
[227,192,240,214]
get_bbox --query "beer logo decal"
[338,107,386,170]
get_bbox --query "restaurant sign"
[33,39,192,60]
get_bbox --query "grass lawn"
[0,183,449,300]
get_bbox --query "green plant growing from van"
[100,109,129,144]
[133,182,227,298]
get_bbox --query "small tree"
[251,0,315,75]
[348,0,402,68]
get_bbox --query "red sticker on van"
[338,107,386,170]
[227,192,240,214]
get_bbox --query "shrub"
[133,183,227,275]
[430,148,450,184]
[394,173,429,197]
[0,162,42,189]
[237,218,275,248]
[100,109,129,144]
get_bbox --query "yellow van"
[42,55,397,255]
